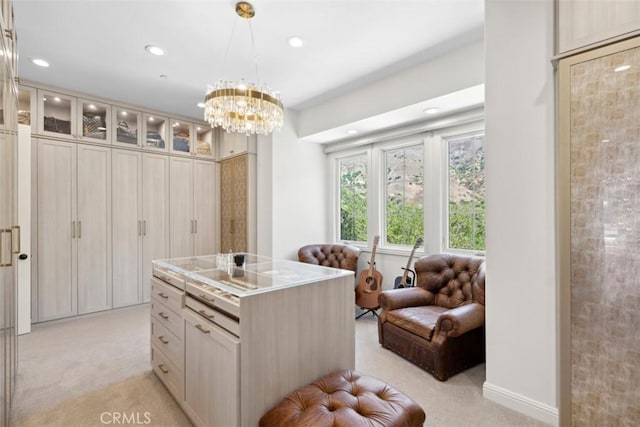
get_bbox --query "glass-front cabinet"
[195,124,214,158]
[171,119,192,154]
[113,106,141,147]
[38,90,77,138]
[17,86,34,131]
[78,99,110,143]
[142,113,168,151]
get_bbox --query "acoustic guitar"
[393,237,423,288]
[357,235,382,293]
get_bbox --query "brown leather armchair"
[298,244,360,274]
[377,253,485,381]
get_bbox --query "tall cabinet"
[112,150,169,307]
[36,139,112,320]
[0,0,22,422]
[220,154,256,253]
[169,158,216,258]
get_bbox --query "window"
[385,144,424,246]
[338,155,367,242]
[447,134,485,251]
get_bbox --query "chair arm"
[378,287,433,311]
[434,303,485,338]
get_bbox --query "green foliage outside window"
[340,161,367,242]
[448,135,485,251]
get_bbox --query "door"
[141,153,169,302]
[169,157,193,258]
[17,125,31,334]
[193,160,216,256]
[220,155,247,252]
[184,310,239,427]
[76,145,111,314]
[112,149,141,308]
[37,139,76,321]
[558,37,640,426]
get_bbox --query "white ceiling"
[14,0,484,124]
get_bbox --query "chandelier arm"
[247,19,260,86]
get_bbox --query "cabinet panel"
[193,161,216,256]
[76,145,111,314]
[38,90,77,139]
[113,107,141,147]
[184,309,239,427]
[141,154,169,303]
[37,139,77,321]
[171,120,192,154]
[194,125,214,158]
[142,114,168,152]
[78,99,110,143]
[220,155,247,252]
[112,149,142,308]
[169,157,193,258]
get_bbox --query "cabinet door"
[170,120,192,155]
[37,139,77,321]
[78,99,111,143]
[219,131,247,159]
[169,157,193,258]
[37,90,77,140]
[193,161,216,256]
[112,149,142,308]
[142,114,168,152]
[76,144,111,314]
[194,125,214,158]
[142,153,169,303]
[113,107,141,147]
[220,155,247,252]
[184,310,239,427]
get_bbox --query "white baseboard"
[483,381,559,426]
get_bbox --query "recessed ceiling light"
[88,104,96,110]
[423,107,439,114]
[121,111,128,116]
[197,102,206,108]
[148,117,155,122]
[196,127,201,131]
[53,97,61,102]
[614,65,631,72]
[346,129,358,135]
[145,45,165,56]
[288,36,304,48]
[30,58,50,67]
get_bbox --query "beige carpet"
[11,305,547,427]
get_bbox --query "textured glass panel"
[569,45,640,427]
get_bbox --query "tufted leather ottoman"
[259,370,426,427]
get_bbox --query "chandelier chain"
[220,16,239,77]
[247,20,260,86]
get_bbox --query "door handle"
[72,221,76,239]
[195,324,211,334]
[0,229,12,267]
[78,221,82,238]
[158,312,169,320]
[157,336,169,345]
[194,220,197,234]
[11,225,20,254]
[138,220,141,236]
[158,364,169,374]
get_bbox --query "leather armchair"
[377,253,485,381]
[298,244,360,274]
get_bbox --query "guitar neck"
[368,236,380,276]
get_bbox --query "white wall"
[270,110,330,259]
[256,134,273,256]
[297,40,485,138]
[484,1,558,425]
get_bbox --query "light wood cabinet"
[112,150,169,307]
[183,308,239,427]
[36,139,112,320]
[170,158,216,258]
[218,131,255,159]
[558,0,640,53]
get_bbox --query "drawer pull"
[158,292,169,299]
[158,312,169,320]
[195,324,210,334]
[158,336,169,344]
[198,309,214,320]
[158,364,169,374]
[199,294,215,302]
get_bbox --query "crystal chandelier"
[204,2,284,136]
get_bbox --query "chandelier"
[204,2,284,136]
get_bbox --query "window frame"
[329,116,485,256]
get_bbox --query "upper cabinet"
[79,99,110,143]
[558,0,640,53]
[38,90,77,139]
[142,113,168,152]
[113,106,141,148]
[218,131,256,160]
[29,85,214,156]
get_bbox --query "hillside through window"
[339,156,368,242]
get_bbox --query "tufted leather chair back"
[414,253,485,309]
[298,244,360,273]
